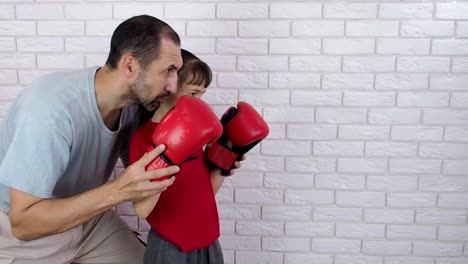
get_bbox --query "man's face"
[130,38,183,112]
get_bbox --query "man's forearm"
[9,182,118,241]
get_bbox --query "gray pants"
[144,229,224,264]
[0,209,145,264]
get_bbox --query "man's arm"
[9,145,178,241]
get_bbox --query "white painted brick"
[0,38,15,51]
[262,139,310,156]
[64,4,112,19]
[85,54,107,68]
[445,127,468,142]
[424,110,468,125]
[314,207,362,222]
[366,142,417,157]
[242,155,284,172]
[165,3,214,19]
[290,56,341,72]
[271,3,321,19]
[218,72,267,88]
[0,21,35,36]
[0,4,14,19]
[457,22,468,37]
[113,4,163,19]
[336,223,385,239]
[416,210,466,224]
[0,70,17,85]
[286,157,335,173]
[451,93,468,107]
[86,21,121,36]
[312,238,361,253]
[66,37,109,52]
[335,255,383,264]
[314,141,364,156]
[285,222,334,237]
[413,242,463,257]
[16,4,63,19]
[398,57,450,73]
[344,91,395,106]
[217,3,267,19]
[262,206,312,220]
[443,160,468,176]
[431,74,468,90]
[433,40,468,55]
[437,258,468,264]
[420,143,468,159]
[0,54,35,68]
[398,92,449,107]
[401,21,454,37]
[263,237,310,251]
[221,171,263,188]
[337,191,385,207]
[238,56,288,72]
[438,194,468,209]
[224,250,234,264]
[316,174,365,190]
[343,56,395,72]
[264,107,314,123]
[203,89,237,105]
[386,257,434,264]
[317,108,367,124]
[364,241,412,255]
[367,176,418,191]
[270,38,321,55]
[388,225,437,240]
[379,3,433,19]
[347,21,398,37]
[236,251,282,264]
[339,125,389,140]
[18,37,63,52]
[219,219,235,235]
[0,86,23,101]
[292,91,341,106]
[236,221,283,236]
[199,55,236,71]
[323,38,375,54]
[37,54,84,69]
[288,124,337,140]
[18,70,55,85]
[38,21,84,36]
[378,39,430,55]
[369,108,420,125]
[324,3,377,19]
[219,235,260,250]
[270,73,321,89]
[285,253,333,264]
[436,3,468,19]
[388,192,437,207]
[390,159,441,174]
[322,74,374,90]
[264,173,314,188]
[217,38,267,54]
[439,226,468,241]
[181,37,215,54]
[235,188,283,204]
[391,126,443,141]
[239,90,289,106]
[187,21,236,37]
[217,204,260,219]
[216,187,234,203]
[338,158,387,174]
[293,21,344,37]
[239,21,289,37]
[376,74,428,90]
[365,209,414,224]
[285,190,334,205]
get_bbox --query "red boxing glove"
[146,95,223,181]
[205,102,269,176]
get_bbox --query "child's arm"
[209,157,244,194]
[133,193,162,219]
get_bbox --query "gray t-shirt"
[0,67,139,212]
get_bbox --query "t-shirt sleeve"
[0,115,70,199]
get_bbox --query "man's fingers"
[144,166,179,181]
[138,144,166,166]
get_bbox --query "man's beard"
[129,72,170,112]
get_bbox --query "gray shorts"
[144,229,224,264]
[0,209,145,264]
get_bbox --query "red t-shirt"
[128,120,220,252]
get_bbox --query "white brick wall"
[1,1,467,263]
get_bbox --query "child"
[129,49,237,264]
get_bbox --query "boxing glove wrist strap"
[205,141,238,172]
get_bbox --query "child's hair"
[177,49,212,88]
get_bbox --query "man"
[0,15,182,263]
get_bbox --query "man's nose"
[166,75,178,94]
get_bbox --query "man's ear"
[120,54,139,80]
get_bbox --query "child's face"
[166,82,207,108]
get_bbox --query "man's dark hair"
[105,15,180,70]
